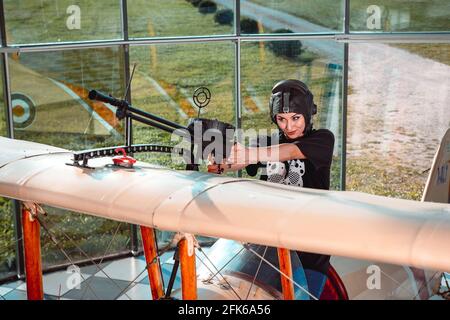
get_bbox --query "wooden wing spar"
[0,136,449,273]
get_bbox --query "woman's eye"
[293,117,300,121]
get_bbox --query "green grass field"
[4,0,122,44]
[250,0,450,65]
[250,0,449,32]
[0,198,15,278]
[346,157,426,200]
[349,0,450,32]
[0,0,445,276]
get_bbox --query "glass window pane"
[347,43,450,199]
[9,48,125,149]
[0,57,14,281]
[0,58,6,137]
[0,199,15,281]
[0,63,15,282]
[128,0,234,38]
[130,42,236,168]
[8,47,132,270]
[238,0,344,35]
[4,0,122,45]
[130,42,236,249]
[350,0,450,32]
[39,206,131,271]
[241,39,345,190]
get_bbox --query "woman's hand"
[207,144,249,175]
[208,142,306,175]
[206,153,225,174]
[207,163,231,174]
[226,142,250,166]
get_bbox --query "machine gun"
[82,87,235,170]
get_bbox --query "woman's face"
[276,113,306,139]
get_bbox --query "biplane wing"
[0,136,449,274]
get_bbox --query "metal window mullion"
[235,0,241,125]
[1,58,11,139]
[121,0,129,41]
[340,0,350,191]
[235,38,242,140]
[1,53,25,280]
[125,49,140,256]
[344,0,350,34]
[121,0,139,255]
[0,33,448,55]
[0,0,26,280]
[234,0,242,178]
[0,0,11,137]
[0,0,7,47]
[234,0,240,36]
[120,0,132,148]
[340,43,348,191]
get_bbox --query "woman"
[208,79,335,299]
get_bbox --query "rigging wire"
[377,267,417,297]
[243,243,318,301]
[0,236,23,253]
[37,213,133,300]
[412,271,448,300]
[35,214,101,300]
[204,247,245,285]
[114,242,175,299]
[245,246,268,300]
[79,222,125,300]
[197,246,242,300]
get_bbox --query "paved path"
[215,0,342,63]
[217,0,450,169]
[348,43,450,170]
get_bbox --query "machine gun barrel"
[89,89,237,165]
[88,90,187,133]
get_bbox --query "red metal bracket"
[112,148,136,168]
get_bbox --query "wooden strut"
[140,226,164,300]
[277,248,295,300]
[179,237,197,300]
[22,204,44,300]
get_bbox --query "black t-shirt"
[250,128,335,274]
[280,129,334,190]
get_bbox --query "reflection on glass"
[241,40,344,190]
[40,206,131,271]
[347,43,450,199]
[350,0,450,32]
[237,0,344,34]
[9,48,125,150]
[0,198,15,281]
[197,239,310,300]
[0,61,15,282]
[130,42,235,169]
[8,47,131,271]
[128,0,234,38]
[4,0,122,45]
[0,58,5,137]
[130,42,235,249]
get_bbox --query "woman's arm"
[207,163,247,174]
[207,152,247,174]
[207,142,306,174]
[247,143,306,163]
[228,142,306,165]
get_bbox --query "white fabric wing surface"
[0,137,449,272]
